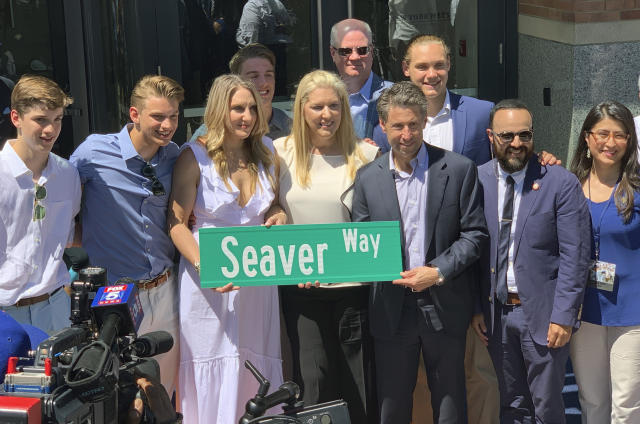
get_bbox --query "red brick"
[622,0,635,8]
[560,11,577,20]
[620,9,640,18]
[573,10,620,21]
[547,8,567,19]
[519,3,551,17]
[574,0,605,11]
[554,0,575,10]
[605,0,625,9]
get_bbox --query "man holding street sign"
[352,81,488,424]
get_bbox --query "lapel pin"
[532,182,540,191]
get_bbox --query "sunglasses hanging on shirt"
[142,163,166,196]
[33,183,47,221]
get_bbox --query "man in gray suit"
[352,81,488,423]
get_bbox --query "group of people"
[2,16,640,424]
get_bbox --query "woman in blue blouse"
[569,101,640,423]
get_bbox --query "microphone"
[65,283,144,402]
[131,331,173,358]
[90,283,144,339]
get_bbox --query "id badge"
[588,260,616,292]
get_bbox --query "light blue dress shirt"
[390,143,429,270]
[349,73,374,139]
[70,125,180,283]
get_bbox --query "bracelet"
[194,261,201,275]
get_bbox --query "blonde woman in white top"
[274,70,379,423]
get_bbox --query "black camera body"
[0,268,168,424]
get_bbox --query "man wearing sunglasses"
[0,75,80,333]
[330,18,392,145]
[473,99,590,423]
[70,75,184,398]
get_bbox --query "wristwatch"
[432,266,445,286]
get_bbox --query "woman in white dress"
[168,74,283,423]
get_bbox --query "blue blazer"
[363,72,393,140]
[373,91,493,166]
[352,145,488,338]
[477,156,591,345]
[449,93,493,165]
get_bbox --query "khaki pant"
[412,326,500,424]
[571,321,640,424]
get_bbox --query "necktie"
[496,175,515,304]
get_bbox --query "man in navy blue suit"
[473,99,591,423]
[353,81,488,424]
[395,34,497,423]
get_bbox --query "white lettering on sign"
[243,246,258,277]
[278,245,295,275]
[221,236,239,278]
[219,236,329,278]
[342,229,381,258]
[298,244,313,275]
[260,246,276,276]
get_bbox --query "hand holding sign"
[213,282,240,293]
[392,266,441,292]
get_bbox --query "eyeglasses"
[491,129,534,144]
[33,183,46,221]
[334,46,371,57]
[587,130,629,143]
[142,163,166,196]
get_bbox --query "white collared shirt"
[423,90,453,151]
[0,141,81,305]
[497,162,528,293]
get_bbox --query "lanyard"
[588,177,616,261]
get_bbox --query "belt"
[136,269,171,290]
[13,286,63,307]
[506,292,521,306]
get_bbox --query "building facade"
[1,0,638,162]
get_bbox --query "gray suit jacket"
[352,144,488,338]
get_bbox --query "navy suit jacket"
[352,145,488,339]
[477,156,591,345]
[373,91,493,167]
[362,72,393,140]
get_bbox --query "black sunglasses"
[492,129,534,144]
[334,46,370,57]
[142,163,166,196]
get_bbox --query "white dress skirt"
[178,139,283,423]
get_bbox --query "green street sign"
[198,221,403,287]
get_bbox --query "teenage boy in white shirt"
[0,75,80,333]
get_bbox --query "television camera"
[0,267,174,423]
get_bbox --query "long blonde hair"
[199,74,274,190]
[286,70,367,187]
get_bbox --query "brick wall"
[519,0,640,22]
